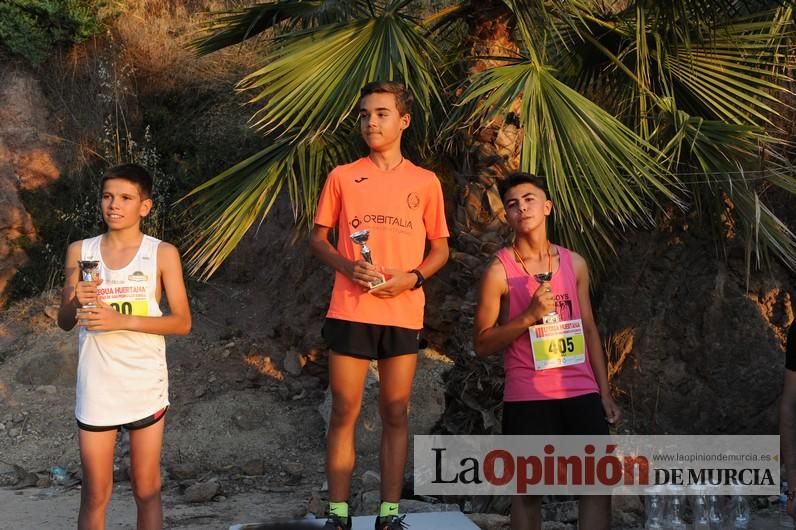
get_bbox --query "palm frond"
[651,98,796,277]
[192,0,369,56]
[662,11,794,126]
[180,134,357,279]
[445,59,686,269]
[237,8,444,143]
[733,187,796,281]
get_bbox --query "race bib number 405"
[529,319,585,370]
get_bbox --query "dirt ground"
[0,284,453,529]
[0,286,790,530]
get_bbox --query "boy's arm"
[77,243,191,336]
[309,224,383,288]
[473,257,553,357]
[57,241,82,331]
[573,252,621,424]
[370,237,449,298]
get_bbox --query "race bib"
[529,319,586,370]
[104,299,149,316]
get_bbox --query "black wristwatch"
[410,269,425,289]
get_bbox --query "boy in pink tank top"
[473,172,620,530]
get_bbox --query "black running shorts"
[77,406,168,432]
[322,318,420,360]
[502,393,609,435]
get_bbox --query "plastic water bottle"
[666,495,687,530]
[728,492,750,529]
[644,488,664,530]
[691,491,710,530]
[707,494,724,529]
[781,480,794,528]
[50,465,67,484]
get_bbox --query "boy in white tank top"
[57,163,191,530]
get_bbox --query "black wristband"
[410,269,425,289]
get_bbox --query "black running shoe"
[374,514,408,530]
[323,514,352,530]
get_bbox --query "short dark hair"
[498,172,549,202]
[101,163,153,199]
[360,80,413,115]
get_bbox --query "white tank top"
[76,234,169,426]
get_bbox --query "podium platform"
[230,511,480,530]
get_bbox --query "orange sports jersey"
[314,157,449,329]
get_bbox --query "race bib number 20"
[529,319,585,370]
[104,299,149,316]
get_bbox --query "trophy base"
[542,313,560,324]
[367,274,386,291]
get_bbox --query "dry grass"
[114,0,262,95]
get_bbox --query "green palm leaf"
[237,6,443,143]
[192,0,369,56]
[652,98,796,275]
[180,134,357,279]
[663,10,794,126]
[445,58,686,269]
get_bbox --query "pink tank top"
[496,245,599,402]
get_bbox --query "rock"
[283,349,305,376]
[15,345,76,387]
[36,385,56,394]
[184,479,220,503]
[169,462,200,480]
[36,474,52,488]
[612,494,643,515]
[467,513,510,530]
[307,491,325,516]
[13,466,38,489]
[398,499,460,513]
[43,305,59,320]
[193,385,207,398]
[8,428,20,437]
[283,462,303,484]
[0,462,17,486]
[240,459,265,476]
[541,500,577,522]
[541,523,574,530]
[361,470,381,491]
[232,410,261,431]
[358,489,381,514]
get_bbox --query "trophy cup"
[533,272,559,323]
[78,260,101,308]
[350,229,385,289]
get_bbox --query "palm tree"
[185,0,795,434]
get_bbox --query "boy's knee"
[330,395,362,424]
[132,477,162,505]
[82,484,113,510]
[379,400,409,428]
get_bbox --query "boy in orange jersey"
[310,81,449,530]
[58,163,191,530]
